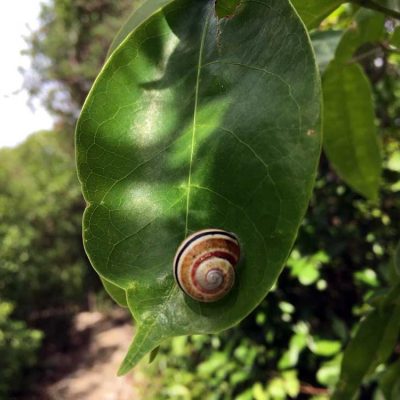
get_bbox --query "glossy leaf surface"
[76,0,321,374]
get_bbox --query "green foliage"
[142,332,303,400]
[0,131,87,317]
[13,0,400,397]
[378,359,400,399]
[137,44,400,391]
[76,0,322,373]
[334,10,385,63]
[142,147,400,398]
[333,304,400,399]
[0,302,43,398]
[0,131,94,395]
[24,0,135,120]
[287,250,329,286]
[332,238,400,399]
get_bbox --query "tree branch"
[350,0,400,20]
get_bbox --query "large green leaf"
[322,62,381,201]
[76,0,321,374]
[290,0,344,29]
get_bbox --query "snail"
[173,229,240,302]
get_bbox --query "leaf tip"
[117,341,144,376]
[117,360,133,376]
[117,324,167,375]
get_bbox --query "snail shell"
[173,229,240,302]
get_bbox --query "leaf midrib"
[185,11,212,236]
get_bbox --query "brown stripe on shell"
[173,230,240,302]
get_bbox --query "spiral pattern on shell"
[173,229,240,302]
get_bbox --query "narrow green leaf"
[76,0,322,374]
[333,305,400,400]
[322,62,381,201]
[100,277,128,308]
[290,0,344,29]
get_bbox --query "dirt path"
[41,310,147,400]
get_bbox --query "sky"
[0,1,53,149]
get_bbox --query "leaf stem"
[350,0,400,21]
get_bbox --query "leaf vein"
[185,12,211,236]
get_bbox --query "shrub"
[0,302,43,398]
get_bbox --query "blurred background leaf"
[322,62,382,201]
